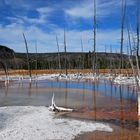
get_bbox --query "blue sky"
[0,0,138,53]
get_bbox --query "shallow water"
[0,79,137,108]
[0,79,139,139]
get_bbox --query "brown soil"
[0,69,134,76]
[74,124,140,140]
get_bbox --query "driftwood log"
[49,93,73,112]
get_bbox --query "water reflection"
[28,82,32,97]
[64,81,68,107]
[0,80,137,104]
[92,81,96,120]
[4,84,9,97]
[119,86,124,127]
[0,79,138,128]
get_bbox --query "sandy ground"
[0,106,113,140]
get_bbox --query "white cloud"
[7,7,54,25]
[0,22,128,53]
[0,0,135,54]
[66,3,93,19]
[5,0,31,10]
[21,16,46,24]
[7,17,24,25]
[32,7,54,24]
[65,0,135,19]
[37,7,53,14]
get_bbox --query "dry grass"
[0,69,134,76]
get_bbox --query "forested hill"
[0,45,130,69]
[0,45,14,59]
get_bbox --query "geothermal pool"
[0,78,139,139]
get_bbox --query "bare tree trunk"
[35,41,38,71]
[12,52,18,70]
[56,35,61,72]
[0,61,8,83]
[92,0,96,75]
[127,24,140,121]
[120,0,126,72]
[136,0,140,58]
[136,1,140,126]
[23,33,32,80]
[81,38,84,69]
[35,41,38,79]
[110,45,113,75]
[127,26,138,84]
[64,29,68,76]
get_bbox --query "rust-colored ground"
[62,105,138,128]
[74,125,140,140]
[0,69,134,76]
[0,69,138,140]
[72,106,139,140]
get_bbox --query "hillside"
[0,45,14,59]
[0,45,131,70]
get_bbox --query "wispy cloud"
[37,7,53,14]
[65,3,93,19]
[65,0,135,19]
[4,0,32,10]
[0,0,136,53]
[0,22,128,53]
[7,7,54,25]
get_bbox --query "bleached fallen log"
[49,93,73,112]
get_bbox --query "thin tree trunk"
[136,1,140,125]
[110,45,113,75]
[120,0,126,72]
[12,52,18,69]
[0,61,8,82]
[35,41,38,71]
[56,35,61,72]
[35,41,38,78]
[23,33,32,79]
[92,0,96,75]
[127,26,137,81]
[81,38,84,69]
[64,29,68,76]
[136,0,140,57]
[127,25,140,120]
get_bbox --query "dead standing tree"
[56,35,61,74]
[35,41,38,71]
[81,38,85,70]
[64,29,68,76]
[127,24,140,121]
[109,45,113,75]
[92,0,97,75]
[136,0,139,58]
[0,60,9,84]
[120,0,126,73]
[23,33,32,81]
[34,41,38,78]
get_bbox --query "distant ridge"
[0,45,14,59]
[0,45,131,69]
